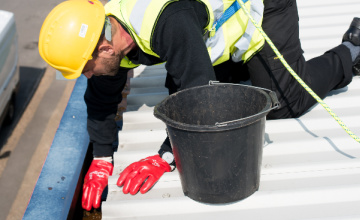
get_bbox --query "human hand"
[82,159,113,211]
[117,155,171,195]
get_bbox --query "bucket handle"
[209,81,281,127]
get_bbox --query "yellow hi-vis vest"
[105,0,265,69]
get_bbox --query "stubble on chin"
[102,53,121,76]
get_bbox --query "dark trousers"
[215,0,353,119]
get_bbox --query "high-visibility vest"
[105,0,264,69]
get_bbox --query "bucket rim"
[154,83,277,132]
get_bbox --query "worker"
[39,0,360,211]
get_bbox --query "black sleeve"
[84,68,129,157]
[152,1,216,93]
[152,1,216,153]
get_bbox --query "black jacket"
[85,0,215,157]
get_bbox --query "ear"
[97,42,115,58]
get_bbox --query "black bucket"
[154,82,279,204]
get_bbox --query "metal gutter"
[23,76,89,220]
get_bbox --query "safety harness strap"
[212,0,248,32]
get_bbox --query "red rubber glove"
[82,159,113,211]
[117,155,171,195]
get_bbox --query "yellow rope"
[237,0,360,143]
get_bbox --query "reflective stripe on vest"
[129,0,149,35]
[232,0,263,62]
[205,0,264,65]
[208,0,223,21]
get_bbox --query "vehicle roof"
[0,10,14,40]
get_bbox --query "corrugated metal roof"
[103,0,360,219]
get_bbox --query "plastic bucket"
[154,82,279,204]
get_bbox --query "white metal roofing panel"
[103,0,360,219]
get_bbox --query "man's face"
[82,52,121,79]
[82,19,134,79]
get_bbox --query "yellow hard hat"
[39,0,105,79]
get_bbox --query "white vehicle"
[0,10,19,126]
